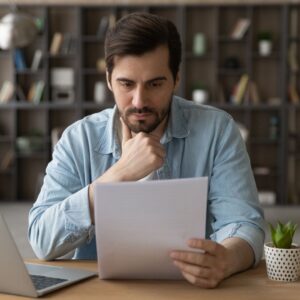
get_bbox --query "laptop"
[94,177,208,280]
[0,213,97,297]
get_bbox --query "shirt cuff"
[63,185,94,243]
[210,222,265,266]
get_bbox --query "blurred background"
[0,0,300,258]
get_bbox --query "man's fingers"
[170,251,214,268]
[188,239,223,257]
[120,117,132,145]
[181,271,219,289]
[173,260,211,279]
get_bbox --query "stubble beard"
[119,99,172,134]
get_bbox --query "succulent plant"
[270,221,297,249]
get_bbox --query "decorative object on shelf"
[258,190,276,205]
[0,7,38,50]
[230,18,250,39]
[257,31,273,57]
[94,81,107,104]
[223,56,240,69]
[16,130,45,154]
[264,221,300,282]
[193,32,206,56]
[192,84,209,105]
[51,68,75,103]
[96,58,106,73]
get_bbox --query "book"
[14,49,27,71]
[50,32,63,55]
[31,49,43,71]
[233,74,249,104]
[60,33,72,55]
[27,81,45,104]
[97,16,109,39]
[248,81,260,104]
[0,81,14,103]
[33,80,45,103]
[27,82,36,102]
[231,19,250,39]
[0,150,14,171]
[289,83,300,104]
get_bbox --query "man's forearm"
[221,237,255,278]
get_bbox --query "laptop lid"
[94,177,208,280]
[0,213,96,298]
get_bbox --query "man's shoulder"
[60,108,114,146]
[174,96,233,125]
[66,108,113,133]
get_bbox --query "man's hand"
[88,118,166,223]
[115,118,166,181]
[170,238,254,288]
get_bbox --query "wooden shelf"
[0,3,298,204]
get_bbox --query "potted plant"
[257,31,273,56]
[264,221,300,282]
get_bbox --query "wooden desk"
[0,260,299,300]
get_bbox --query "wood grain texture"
[0,260,298,300]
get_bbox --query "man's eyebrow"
[116,76,167,83]
[146,77,167,83]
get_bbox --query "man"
[29,12,265,288]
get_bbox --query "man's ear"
[106,70,112,91]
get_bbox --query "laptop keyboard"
[30,274,68,290]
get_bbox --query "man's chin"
[126,121,158,134]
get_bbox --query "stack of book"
[27,80,45,104]
[50,32,77,55]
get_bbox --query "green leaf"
[269,221,298,249]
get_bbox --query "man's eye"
[150,81,162,88]
[120,82,132,88]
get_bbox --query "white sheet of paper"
[94,177,208,280]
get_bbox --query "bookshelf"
[0,3,298,205]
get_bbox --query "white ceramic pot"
[264,242,300,282]
[259,40,272,56]
[192,89,208,104]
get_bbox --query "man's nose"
[132,86,148,109]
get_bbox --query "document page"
[94,177,208,280]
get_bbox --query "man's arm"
[171,115,265,287]
[170,237,254,288]
[88,118,165,223]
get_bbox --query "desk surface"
[1,260,299,300]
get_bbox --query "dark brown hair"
[105,12,182,83]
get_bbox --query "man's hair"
[105,12,182,83]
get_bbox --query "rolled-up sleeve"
[28,126,94,260]
[208,117,266,266]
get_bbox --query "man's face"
[107,45,179,134]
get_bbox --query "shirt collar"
[96,95,190,156]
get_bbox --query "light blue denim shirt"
[28,96,265,264]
